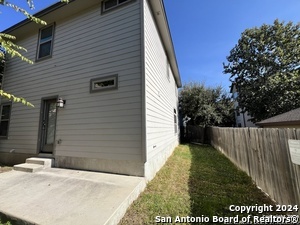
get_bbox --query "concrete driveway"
[0,168,146,225]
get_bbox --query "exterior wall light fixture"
[57,98,65,108]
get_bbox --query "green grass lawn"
[119,144,278,225]
[0,220,11,225]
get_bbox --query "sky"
[1,0,300,91]
[164,0,300,90]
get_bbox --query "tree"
[179,82,235,127]
[224,19,300,122]
[0,0,68,106]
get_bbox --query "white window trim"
[90,74,118,93]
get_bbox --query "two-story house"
[230,83,256,127]
[0,0,181,181]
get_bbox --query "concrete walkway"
[0,168,146,225]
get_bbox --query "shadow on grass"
[188,144,276,222]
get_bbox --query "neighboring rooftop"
[256,107,300,126]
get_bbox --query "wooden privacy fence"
[208,127,300,207]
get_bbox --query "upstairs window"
[0,73,3,90]
[174,108,178,134]
[0,103,11,139]
[102,0,133,13]
[0,58,5,90]
[37,24,55,60]
[167,61,170,82]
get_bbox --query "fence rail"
[208,127,300,206]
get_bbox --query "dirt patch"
[0,165,13,173]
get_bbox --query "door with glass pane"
[40,99,57,153]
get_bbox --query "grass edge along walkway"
[119,144,279,225]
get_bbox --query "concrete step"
[13,163,44,173]
[13,157,54,173]
[26,157,53,168]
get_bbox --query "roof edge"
[161,0,181,88]
[2,0,73,33]
[148,0,182,88]
[256,120,300,126]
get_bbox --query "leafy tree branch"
[179,82,235,127]
[224,19,300,122]
[0,0,69,106]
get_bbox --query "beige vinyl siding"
[0,103,39,154]
[143,0,179,179]
[0,1,142,163]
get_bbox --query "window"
[0,58,4,90]
[233,92,238,99]
[174,108,177,134]
[90,75,118,93]
[167,60,170,82]
[37,24,55,60]
[0,103,11,139]
[0,73,3,89]
[102,0,133,13]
